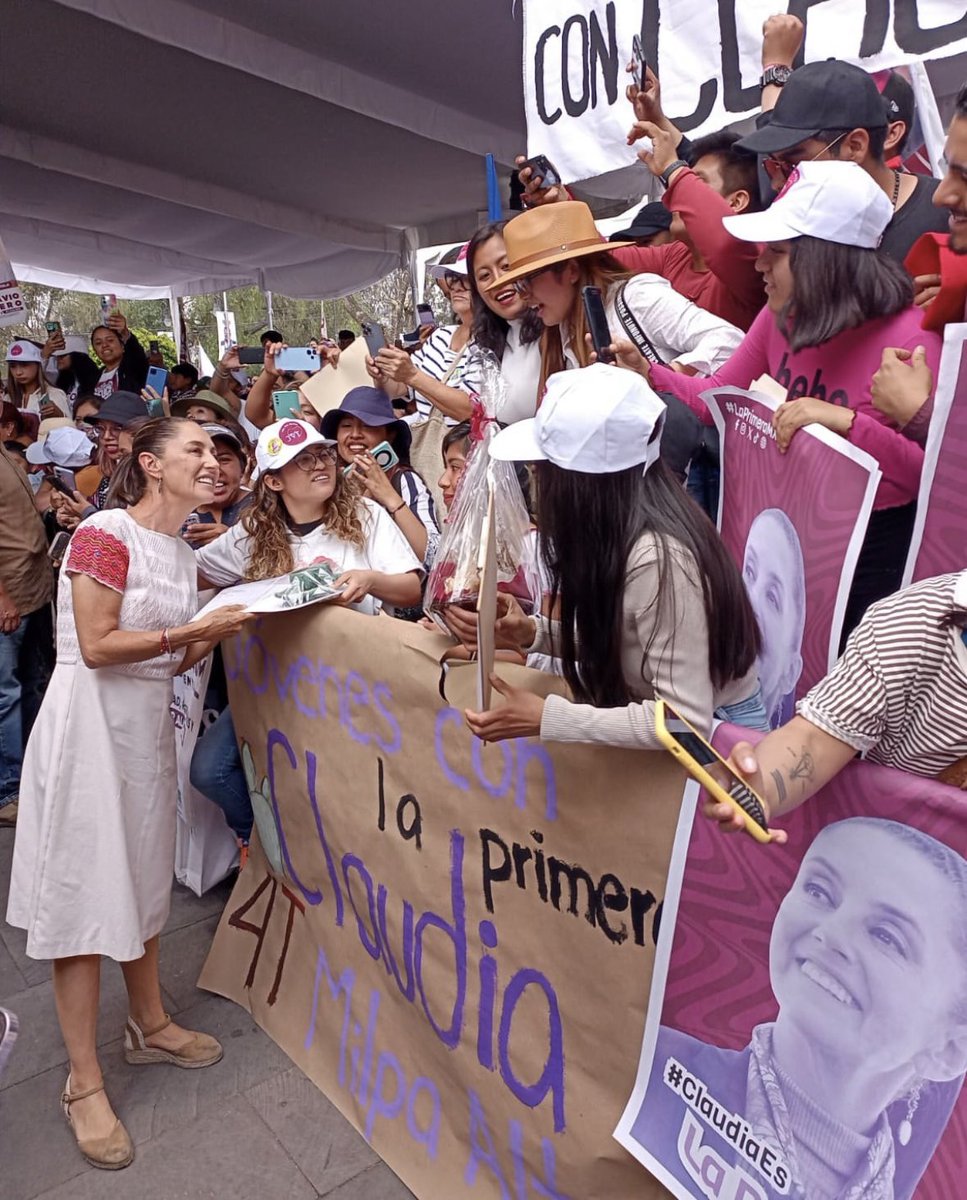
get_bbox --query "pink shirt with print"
[650,305,941,510]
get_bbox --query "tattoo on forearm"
[770,768,787,807]
[787,746,815,791]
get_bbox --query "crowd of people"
[1,13,966,1179]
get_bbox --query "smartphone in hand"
[272,390,302,420]
[520,154,562,189]
[237,346,264,365]
[654,699,772,843]
[631,33,647,91]
[361,322,387,357]
[582,286,616,364]
[274,347,321,372]
[145,365,168,395]
[369,440,399,472]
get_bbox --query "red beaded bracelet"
[160,629,172,655]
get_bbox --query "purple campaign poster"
[904,324,967,585]
[615,724,967,1200]
[706,388,881,729]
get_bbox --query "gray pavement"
[0,829,416,1200]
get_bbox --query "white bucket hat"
[490,363,666,474]
[255,419,334,474]
[723,159,893,249]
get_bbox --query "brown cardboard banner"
[199,606,684,1198]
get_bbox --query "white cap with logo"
[5,339,44,364]
[255,419,334,473]
[723,159,893,249]
[489,363,667,474]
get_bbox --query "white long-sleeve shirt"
[563,273,743,376]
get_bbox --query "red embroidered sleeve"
[65,526,129,593]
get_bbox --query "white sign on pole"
[523,0,967,173]
[214,309,237,352]
[0,235,27,328]
[523,0,645,183]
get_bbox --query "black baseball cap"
[737,61,888,156]
[608,202,673,242]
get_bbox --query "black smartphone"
[417,303,435,327]
[149,339,160,353]
[48,473,76,498]
[520,154,562,190]
[582,286,616,364]
[631,33,646,91]
[361,321,387,357]
[237,346,264,365]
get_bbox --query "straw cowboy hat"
[486,201,632,292]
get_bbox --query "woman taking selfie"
[486,201,743,388]
[321,386,439,571]
[189,419,423,853]
[90,312,149,398]
[6,418,252,1171]
[369,245,475,422]
[638,161,940,636]
[459,365,767,748]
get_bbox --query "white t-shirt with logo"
[195,498,422,615]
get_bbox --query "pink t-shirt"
[651,306,941,510]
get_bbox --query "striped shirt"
[410,326,473,421]
[797,571,967,776]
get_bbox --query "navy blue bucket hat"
[321,386,412,458]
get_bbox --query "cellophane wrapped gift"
[425,353,539,618]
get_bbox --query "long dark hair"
[467,221,543,359]
[106,417,193,508]
[781,237,913,351]
[56,351,100,397]
[538,458,760,706]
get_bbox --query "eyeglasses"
[291,447,336,471]
[444,272,470,291]
[763,131,850,184]
[512,265,556,295]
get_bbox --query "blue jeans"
[715,685,770,734]
[0,605,54,806]
[685,451,720,523]
[189,707,252,842]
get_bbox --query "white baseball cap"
[723,159,893,249]
[490,364,666,474]
[255,419,334,473]
[428,243,470,280]
[56,335,90,359]
[5,339,44,364]
[26,426,95,469]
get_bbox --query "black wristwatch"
[660,159,689,188]
[760,64,794,89]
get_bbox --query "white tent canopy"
[1,0,539,299]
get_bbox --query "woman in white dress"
[6,418,252,1170]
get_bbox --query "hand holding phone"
[654,699,778,844]
[582,286,616,365]
[361,322,387,357]
[274,346,321,373]
[145,366,168,396]
[236,346,264,365]
[630,34,646,91]
[519,154,562,190]
[272,390,302,420]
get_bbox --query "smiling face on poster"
[706,388,881,722]
[741,509,806,728]
[614,725,967,1200]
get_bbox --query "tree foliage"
[3,270,451,372]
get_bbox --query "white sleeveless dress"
[6,509,197,961]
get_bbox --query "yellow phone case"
[654,699,772,844]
